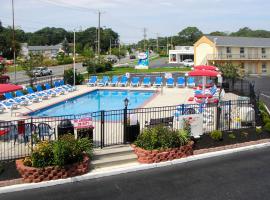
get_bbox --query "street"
[8,63,85,83]
[1,146,270,200]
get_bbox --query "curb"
[1,142,270,194]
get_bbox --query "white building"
[20,43,63,58]
[169,46,194,64]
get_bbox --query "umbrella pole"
[203,76,206,94]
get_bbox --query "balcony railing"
[207,54,270,60]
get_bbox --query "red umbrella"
[186,70,221,77]
[0,84,23,94]
[193,65,219,71]
[186,70,221,94]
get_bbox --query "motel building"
[168,46,194,64]
[194,35,270,75]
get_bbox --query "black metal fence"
[15,75,63,87]
[0,99,256,161]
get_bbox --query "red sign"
[73,118,94,129]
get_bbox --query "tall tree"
[178,27,203,45]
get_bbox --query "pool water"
[29,90,155,117]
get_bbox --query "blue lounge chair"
[0,100,18,109]
[36,84,56,97]
[59,80,76,91]
[119,76,128,87]
[15,90,39,103]
[177,77,185,87]
[166,78,174,87]
[153,77,163,87]
[54,81,70,93]
[27,87,49,99]
[109,76,119,87]
[4,92,28,106]
[45,83,63,95]
[98,76,109,87]
[87,76,97,87]
[141,77,151,87]
[187,77,195,88]
[131,77,140,87]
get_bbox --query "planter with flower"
[132,125,194,164]
[16,134,92,183]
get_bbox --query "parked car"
[0,75,10,83]
[32,67,53,77]
[182,59,194,67]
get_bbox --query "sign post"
[135,51,149,69]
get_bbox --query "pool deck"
[0,85,194,121]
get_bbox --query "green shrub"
[24,134,92,168]
[134,125,190,150]
[263,123,270,132]
[42,59,58,67]
[228,133,236,139]
[256,127,262,134]
[210,130,223,141]
[0,163,4,175]
[64,69,85,85]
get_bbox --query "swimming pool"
[29,89,155,117]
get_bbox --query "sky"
[0,0,270,43]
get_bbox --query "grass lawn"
[85,66,191,78]
[7,65,23,73]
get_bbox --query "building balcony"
[207,54,270,61]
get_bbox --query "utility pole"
[170,36,173,49]
[118,39,121,59]
[12,0,16,83]
[143,28,147,51]
[109,38,112,55]
[73,30,76,86]
[166,37,169,55]
[97,11,101,63]
[156,33,159,53]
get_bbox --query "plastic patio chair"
[38,123,55,140]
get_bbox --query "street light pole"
[109,38,112,55]
[73,30,76,86]
[98,11,101,63]
[12,0,16,83]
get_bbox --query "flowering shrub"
[23,134,92,168]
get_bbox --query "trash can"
[125,123,140,143]
[57,119,74,137]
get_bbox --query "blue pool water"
[29,90,155,117]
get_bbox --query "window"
[240,47,245,54]
[170,54,176,62]
[226,47,231,54]
[262,48,266,54]
[262,63,267,73]
[226,47,232,58]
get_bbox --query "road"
[2,146,270,200]
[8,63,85,83]
[247,76,270,109]
[8,56,170,83]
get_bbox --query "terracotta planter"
[16,155,90,183]
[132,141,194,164]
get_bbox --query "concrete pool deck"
[0,85,194,121]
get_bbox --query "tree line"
[136,27,270,54]
[0,20,119,59]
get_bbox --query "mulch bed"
[193,128,270,150]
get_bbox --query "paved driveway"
[247,76,270,109]
[1,146,270,200]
